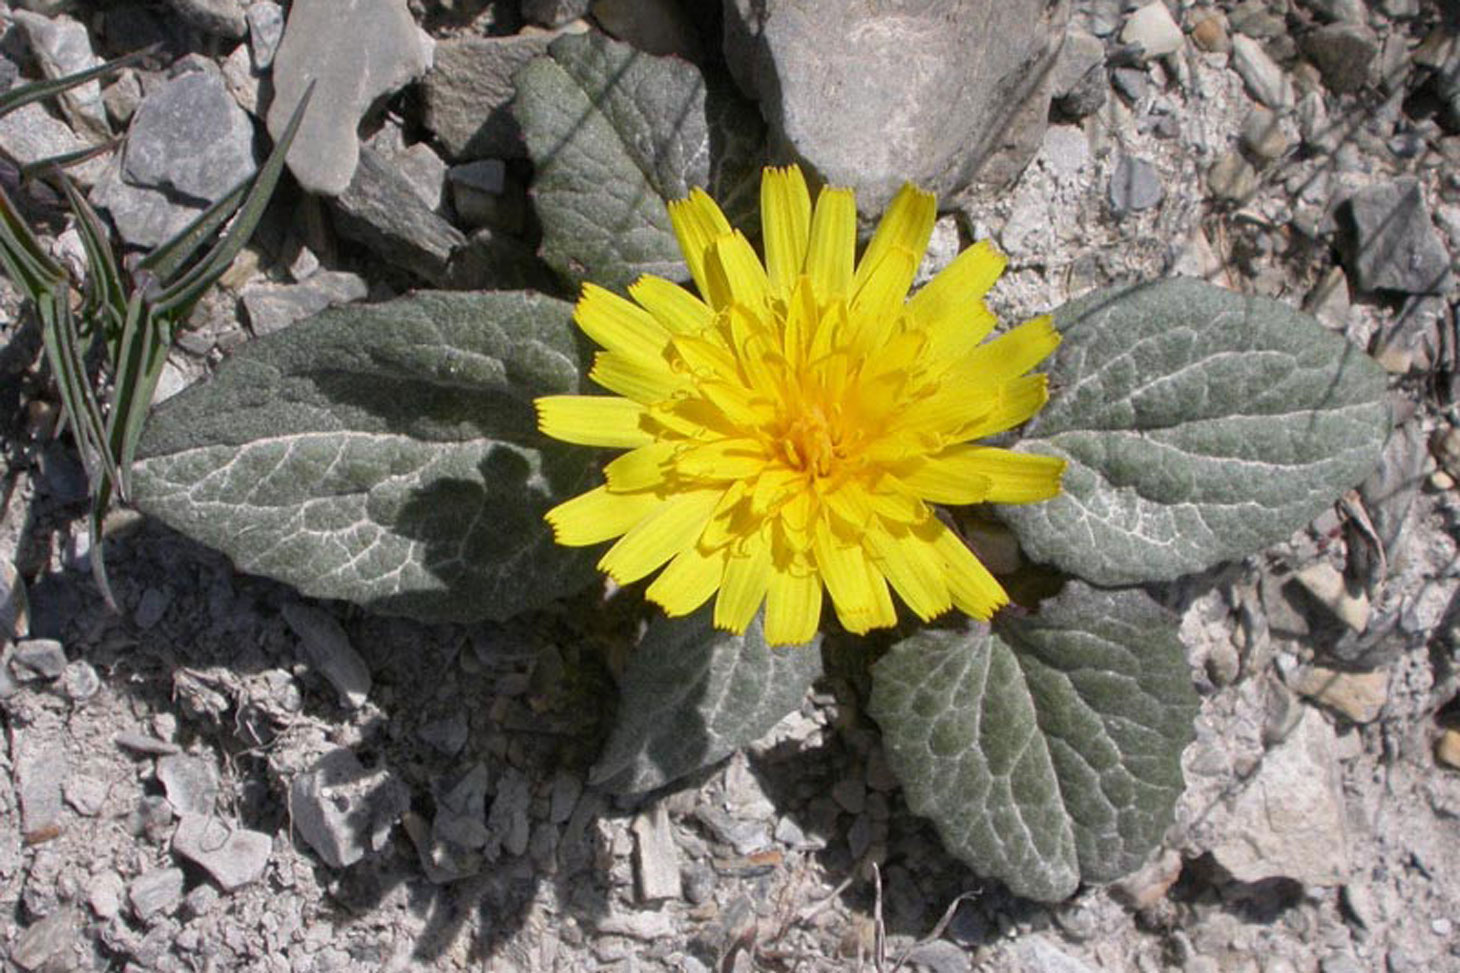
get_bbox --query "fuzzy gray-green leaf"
[132,290,596,623]
[1001,279,1389,585]
[512,31,763,292]
[992,583,1197,885]
[869,583,1196,901]
[592,609,821,794]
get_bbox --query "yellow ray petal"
[590,350,684,403]
[907,240,1006,359]
[674,437,770,481]
[536,395,653,448]
[812,520,896,634]
[764,563,822,645]
[668,189,733,299]
[576,283,670,363]
[864,523,952,622]
[545,486,663,546]
[805,186,856,301]
[714,530,772,634]
[959,374,1049,440]
[761,165,812,298]
[908,445,1064,504]
[599,489,722,584]
[604,441,678,493]
[646,542,727,616]
[851,180,935,306]
[928,520,1008,619]
[703,231,769,311]
[629,275,715,334]
[950,315,1060,384]
[848,247,919,350]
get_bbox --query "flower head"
[536,165,1064,646]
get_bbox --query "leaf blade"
[1001,279,1390,585]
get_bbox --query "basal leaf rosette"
[535,165,1064,646]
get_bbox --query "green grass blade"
[0,184,66,295]
[148,80,315,318]
[135,177,249,284]
[0,46,158,119]
[56,173,125,332]
[39,292,119,490]
[18,139,123,183]
[89,478,118,611]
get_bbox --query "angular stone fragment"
[1339,179,1453,294]
[289,748,408,868]
[722,0,1068,211]
[1211,707,1348,885]
[171,814,272,891]
[129,867,185,920]
[1231,34,1293,108]
[280,603,371,709]
[247,2,285,68]
[1291,666,1388,724]
[163,0,247,38]
[632,804,682,902]
[15,735,66,844]
[266,0,434,195]
[9,10,109,138]
[1301,22,1378,94]
[331,147,466,287]
[423,33,558,161]
[1122,1,1185,59]
[156,753,220,816]
[11,639,67,679]
[240,271,369,336]
[124,69,257,202]
[10,908,76,972]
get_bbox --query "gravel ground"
[2,0,1460,971]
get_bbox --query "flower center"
[781,404,843,478]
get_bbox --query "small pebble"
[11,639,67,680]
[1436,729,1460,770]
[9,909,76,972]
[128,867,185,920]
[60,659,100,700]
[115,731,180,756]
[87,871,125,919]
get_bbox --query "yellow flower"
[536,165,1064,646]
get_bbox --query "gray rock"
[0,102,107,187]
[331,146,466,286]
[280,603,371,709]
[1340,178,1452,294]
[114,731,181,756]
[246,2,285,69]
[171,814,272,891]
[1229,1,1287,39]
[433,763,490,851]
[1121,1,1185,59]
[632,804,682,902]
[415,713,468,755]
[15,734,65,843]
[90,160,199,248]
[1109,154,1164,214]
[1051,29,1107,119]
[1211,707,1348,885]
[128,867,185,920]
[1111,66,1149,104]
[1087,0,1122,36]
[266,0,433,195]
[1240,107,1290,162]
[1017,937,1099,973]
[289,748,408,868]
[0,557,23,641]
[11,638,67,679]
[156,753,220,816]
[548,770,582,825]
[1302,22,1378,94]
[693,805,769,856]
[1231,33,1293,108]
[87,871,125,919]
[486,766,532,859]
[63,774,107,816]
[60,659,100,701]
[905,940,971,973]
[1358,420,1428,558]
[1208,150,1258,203]
[9,10,110,138]
[448,159,527,233]
[102,69,144,128]
[592,0,701,60]
[1300,0,1368,22]
[124,70,257,203]
[163,0,247,38]
[367,131,448,212]
[220,42,261,116]
[423,33,558,161]
[522,0,590,27]
[10,908,77,972]
[723,0,1067,211]
[240,271,369,336]
[1379,0,1418,15]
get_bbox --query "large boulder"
[723,0,1070,211]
